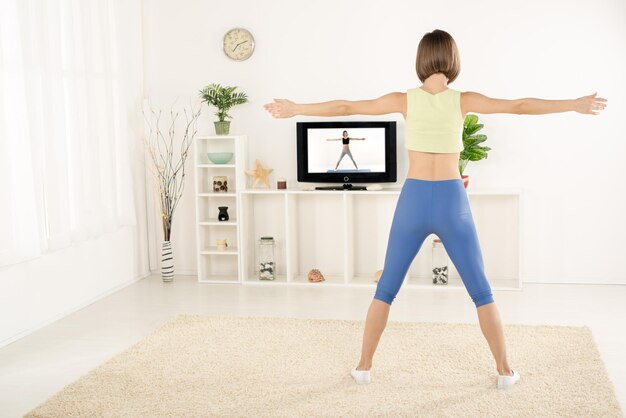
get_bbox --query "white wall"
[142,0,626,284]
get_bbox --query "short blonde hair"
[415,29,460,83]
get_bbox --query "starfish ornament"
[245,159,273,188]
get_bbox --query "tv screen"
[296,121,396,188]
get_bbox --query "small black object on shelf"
[217,206,229,221]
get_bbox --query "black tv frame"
[296,121,397,189]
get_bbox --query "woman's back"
[405,87,464,153]
[404,83,466,181]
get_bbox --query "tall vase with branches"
[142,101,201,282]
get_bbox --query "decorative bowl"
[207,152,234,164]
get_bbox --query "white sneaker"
[496,369,521,389]
[351,367,371,385]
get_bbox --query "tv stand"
[235,187,522,290]
[314,183,367,191]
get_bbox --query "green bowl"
[207,152,234,164]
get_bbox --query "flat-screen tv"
[296,121,397,190]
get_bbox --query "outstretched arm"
[263,92,406,118]
[462,91,607,115]
[325,138,342,141]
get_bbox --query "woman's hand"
[574,93,607,115]
[264,98,297,118]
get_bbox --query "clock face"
[223,28,255,61]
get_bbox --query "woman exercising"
[263,29,606,389]
[326,130,366,170]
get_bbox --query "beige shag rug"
[25,314,622,418]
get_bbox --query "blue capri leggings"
[374,178,494,308]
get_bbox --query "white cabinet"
[193,134,522,290]
[193,135,247,283]
[239,188,522,290]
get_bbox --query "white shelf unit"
[239,187,523,291]
[193,135,247,283]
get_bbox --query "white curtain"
[0,0,142,268]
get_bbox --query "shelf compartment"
[196,176,237,196]
[199,225,238,253]
[198,254,239,282]
[195,136,238,166]
[198,198,237,227]
[197,167,239,194]
[240,193,287,283]
[289,193,345,283]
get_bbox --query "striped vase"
[161,240,174,282]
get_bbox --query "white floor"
[1,275,625,418]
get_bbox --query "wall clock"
[223,28,255,61]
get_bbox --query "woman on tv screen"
[325,130,366,170]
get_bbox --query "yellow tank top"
[405,87,464,153]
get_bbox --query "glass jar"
[258,236,276,280]
[432,238,448,285]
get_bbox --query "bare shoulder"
[380,91,406,102]
[460,91,488,104]
[460,90,523,115]
[377,92,406,117]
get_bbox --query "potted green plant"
[459,114,491,189]
[199,83,248,135]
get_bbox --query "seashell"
[307,269,325,282]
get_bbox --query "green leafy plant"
[459,114,491,175]
[198,83,248,122]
